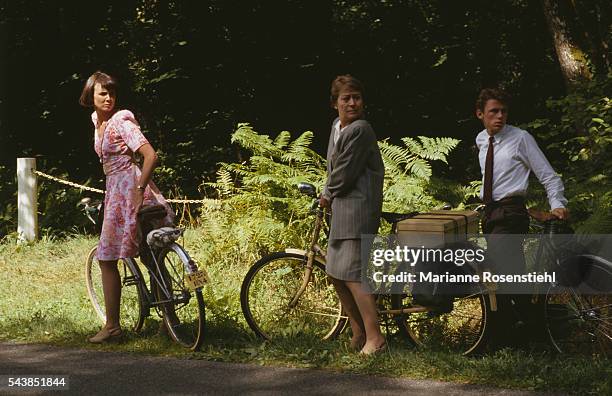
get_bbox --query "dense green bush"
[192,123,473,320]
[525,75,612,232]
[199,125,471,262]
[0,162,101,239]
[0,166,17,238]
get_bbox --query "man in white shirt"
[475,88,570,338]
[476,88,569,236]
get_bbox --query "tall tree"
[542,0,592,90]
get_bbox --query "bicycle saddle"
[147,227,183,248]
[381,211,419,224]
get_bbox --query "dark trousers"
[482,197,533,339]
[481,196,530,277]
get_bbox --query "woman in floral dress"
[79,71,173,343]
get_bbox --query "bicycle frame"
[143,243,198,307]
[288,206,326,308]
[286,205,478,316]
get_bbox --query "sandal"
[359,341,387,356]
[88,327,123,344]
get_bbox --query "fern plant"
[205,123,326,253]
[204,124,475,256]
[379,136,471,212]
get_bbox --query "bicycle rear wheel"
[241,252,347,341]
[84,246,146,332]
[391,283,491,355]
[545,261,612,357]
[156,244,206,351]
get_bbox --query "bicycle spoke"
[241,253,345,341]
[156,246,205,350]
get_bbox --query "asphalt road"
[0,342,562,395]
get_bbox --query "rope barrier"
[32,169,105,194]
[31,169,214,205]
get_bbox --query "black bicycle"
[530,219,612,356]
[80,198,207,350]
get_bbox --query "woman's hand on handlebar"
[319,195,331,208]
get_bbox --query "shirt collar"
[334,119,341,134]
[486,124,511,144]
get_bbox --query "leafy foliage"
[0,163,95,239]
[525,75,612,232]
[379,136,471,213]
[0,166,17,238]
[206,124,326,255]
[197,125,473,313]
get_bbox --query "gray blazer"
[323,118,384,240]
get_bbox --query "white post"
[17,158,38,242]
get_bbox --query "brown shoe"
[88,327,123,344]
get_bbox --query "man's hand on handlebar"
[551,207,570,221]
[528,207,570,222]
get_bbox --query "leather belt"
[484,196,525,211]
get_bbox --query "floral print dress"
[93,110,173,260]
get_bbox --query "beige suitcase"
[396,210,480,248]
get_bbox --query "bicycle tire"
[241,252,347,342]
[156,244,206,351]
[544,259,612,357]
[84,246,146,332]
[391,282,491,355]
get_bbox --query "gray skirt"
[325,239,363,282]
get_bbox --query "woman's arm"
[131,143,158,208]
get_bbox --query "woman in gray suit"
[320,75,385,354]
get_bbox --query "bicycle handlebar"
[78,197,102,225]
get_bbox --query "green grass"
[0,231,610,395]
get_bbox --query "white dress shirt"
[476,124,567,209]
[333,119,349,145]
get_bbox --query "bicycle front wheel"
[156,244,206,351]
[241,252,347,341]
[391,283,491,355]
[84,246,146,332]
[545,261,612,357]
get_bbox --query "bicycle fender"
[169,243,198,274]
[285,248,326,264]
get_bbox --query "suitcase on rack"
[396,210,479,248]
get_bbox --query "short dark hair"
[330,74,365,107]
[475,88,509,111]
[79,71,118,107]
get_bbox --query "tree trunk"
[571,0,611,76]
[542,0,591,90]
